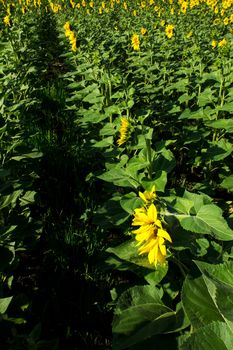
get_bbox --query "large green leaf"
[202,139,233,161]
[113,285,187,350]
[195,261,233,326]
[182,261,233,335]
[177,204,233,241]
[106,239,169,284]
[205,119,233,133]
[106,239,152,269]
[92,136,113,148]
[78,109,109,123]
[98,167,141,188]
[182,275,225,329]
[181,321,233,350]
[82,88,104,104]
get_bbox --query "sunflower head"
[139,185,156,205]
[132,203,172,266]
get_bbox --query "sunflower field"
[1,0,233,348]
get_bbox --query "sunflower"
[117,117,130,146]
[165,24,174,39]
[141,27,147,35]
[131,33,140,51]
[3,14,11,26]
[139,186,156,204]
[219,38,227,47]
[211,39,217,48]
[132,203,172,266]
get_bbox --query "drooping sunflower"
[3,14,11,26]
[219,38,227,47]
[64,21,71,34]
[138,185,156,204]
[132,200,172,266]
[117,117,130,146]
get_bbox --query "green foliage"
[113,285,188,350]
[1,0,233,348]
[181,261,233,349]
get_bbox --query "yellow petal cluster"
[64,21,77,52]
[212,39,217,48]
[139,185,156,204]
[117,117,130,146]
[132,199,172,266]
[218,38,227,47]
[49,0,61,13]
[3,14,11,26]
[165,24,175,39]
[131,33,140,51]
[141,27,147,35]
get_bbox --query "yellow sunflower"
[132,203,172,266]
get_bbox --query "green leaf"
[120,192,143,214]
[0,296,13,314]
[78,109,109,123]
[113,285,187,350]
[98,168,140,188]
[113,285,170,349]
[182,275,225,329]
[198,88,215,107]
[11,151,42,161]
[182,261,233,337]
[126,156,149,174]
[167,78,189,92]
[0,190,23,210]
[144,264,168,285]
[171,197,194,215]
[99,123,116,136]
[219,102,233,112]
[201,70,222,83]
[181,321,233,350]
[0,168,10,177]
[92,136,113,148]
[29,323,42,342]
[195,261,233,326]
[178,204,233,241]
[205,119,233,133]
[94,195,130,227]
[141,171,167,192]
[182,190,212,211]
[19,191,36,206]
[153,149,175,173]
[107,240,152,269]
[179,107,214,120]
[83,89,104,104]
[202,139,233,161]
[220,176,233,192]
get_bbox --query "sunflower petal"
[147,203,157,222]
[158,228,172,242]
